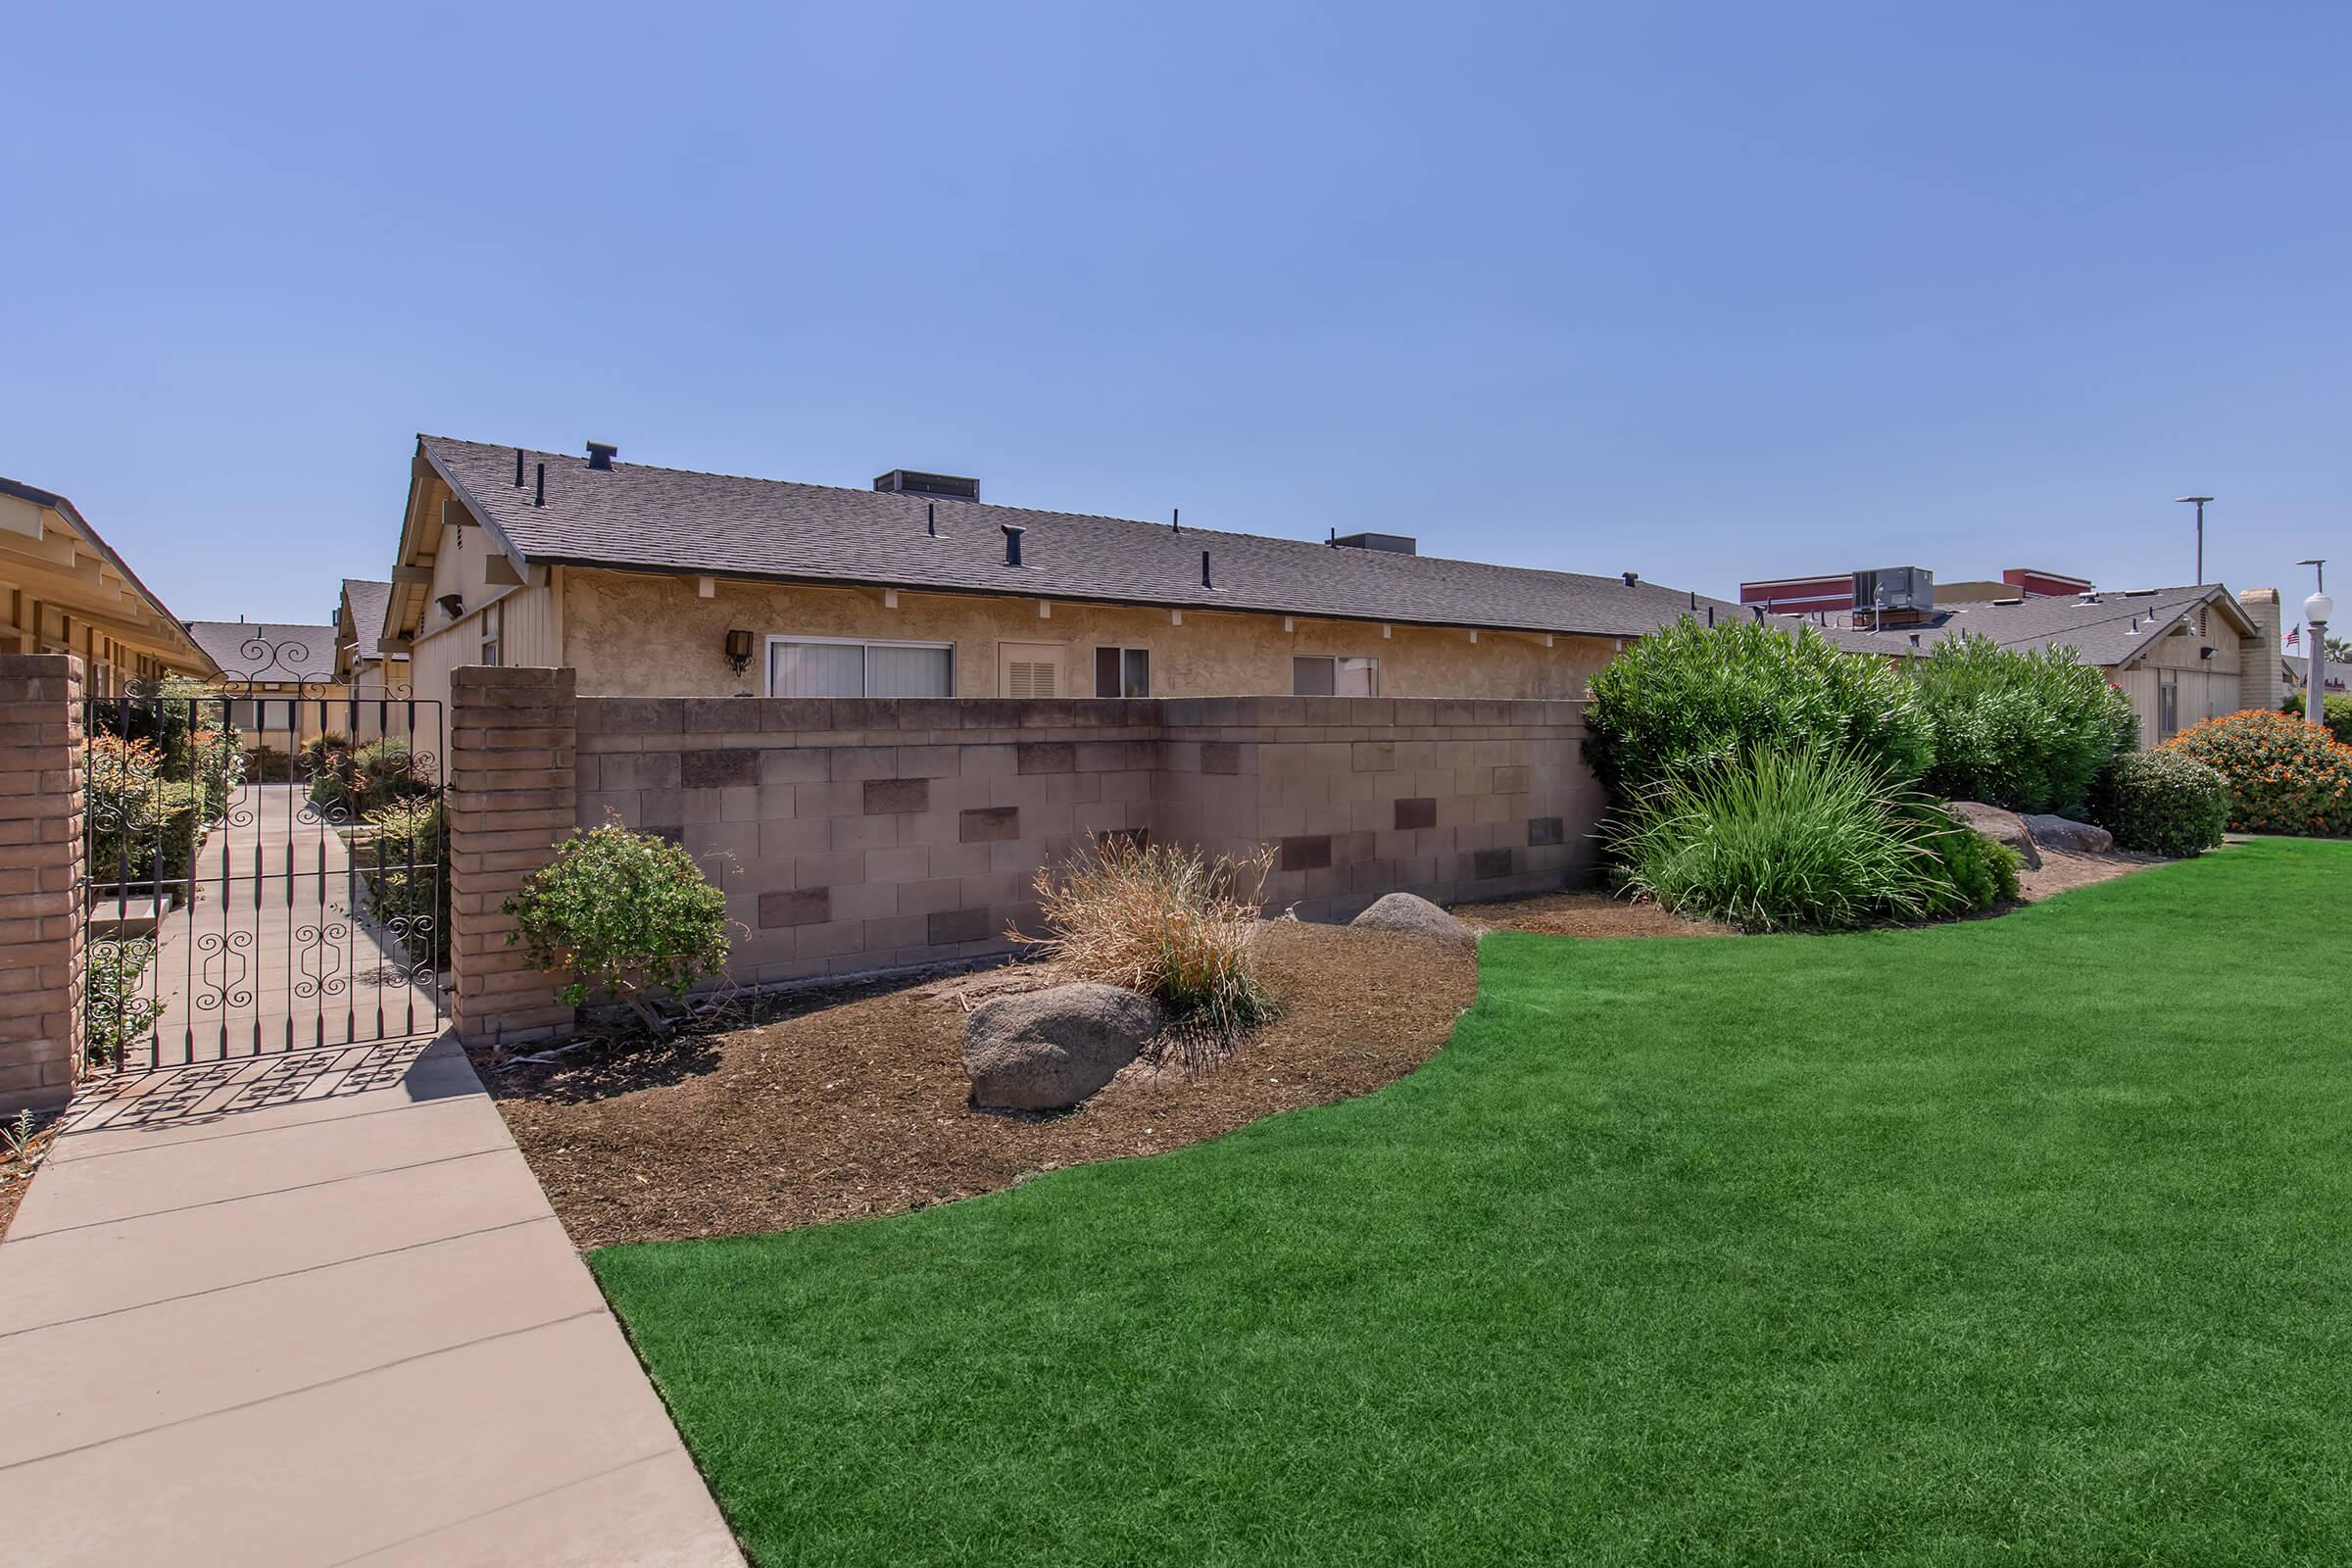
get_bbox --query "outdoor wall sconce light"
[724,629,755,675]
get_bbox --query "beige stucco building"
[377,438,1747,712]
[0,475,215,694]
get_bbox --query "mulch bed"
[1451,890,1733,938]
[482,921,1479,1250]
[0,1120,61,1242]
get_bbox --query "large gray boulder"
[2025,813,2113,855]
[1349,891,1478,946]
[963,982,1166,1111]
[1946,801,2041,871]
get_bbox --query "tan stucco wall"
[558,568,1618,701]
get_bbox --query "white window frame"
[763,634,956,698]
[1291,654,1380,697]
[1094,645,1152,699]
[480,600,503,667]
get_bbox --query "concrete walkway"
[0,1035,742,1567]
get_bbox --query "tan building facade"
[381,439,1712,712]
[0,476,215,695]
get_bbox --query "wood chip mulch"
[1451,890,1734,938]
[483,921,1478,1250]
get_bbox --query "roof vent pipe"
[1002,524,1025,567]
[586,441,617,470]
[513,449,524,486]
[1200,550,1213,589]
[1622,571,1640,588]
[927,503,937,538]
[1707,606,1715,627]
[533,464,545,507]
[1171,508,1181,535]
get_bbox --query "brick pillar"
[0,655,84,1113]
[2237,588,2283,713]
[448,665,578,1049]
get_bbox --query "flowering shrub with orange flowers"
[2164,708,2352,837]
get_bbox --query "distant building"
[1739,565,2093,616]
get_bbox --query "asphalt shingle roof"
[339,579,400,658]
[184,621,341,683]
[1825,585,2241,666]
[419,436,1754,639]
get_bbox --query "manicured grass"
[592,840,2352,1566]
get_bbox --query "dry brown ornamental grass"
[1012,837,1279,1036]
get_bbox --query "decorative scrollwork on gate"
[196,928,256,1009]
[213,634,321,686]
[295,922,352,999]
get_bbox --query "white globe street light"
[2307,589,2335,732]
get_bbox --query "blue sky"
[6,2,2347,626]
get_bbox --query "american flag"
[2287,625,2301,648]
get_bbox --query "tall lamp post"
[2176,495,2214,584]
[2302,559,2331,732]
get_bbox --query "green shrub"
[1907,636,2137,813]
[503,821,731,1031]
[360,797,447,968]
[307,736,431,817]
[84,737,200,888]
[1585,618,1933,803]
[298,732,350,781]
[2088,750,2230,858]
[1610,750,1945,932]
[2281,691,2352,746]
[1907,804,2023,915]
[2166,709,2352,837]
[86,939,163,1068]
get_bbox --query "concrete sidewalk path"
[0,1035,743,1567]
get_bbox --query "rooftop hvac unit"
[1851,565,1934,614]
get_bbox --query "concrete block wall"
[1152,697,1599,921]
[572,691,1601,992]
[446,665,579,1048]
[575,697,1166,990]
[0,655,85,1113]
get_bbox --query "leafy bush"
[308,737,431,817]
[298,732,350,780]
[2281,691,2352,746]
[1907,804,2023,915]
[1610,750,1948,932]
[503,821,731,1031]
[1019,837,1277,1035]
[86,939,163,1068]
[2166,709,2352,837]
[360,797,447,968]
[1907,636,2137,813]
[83,737,200,888]
[1585,618,1933,803]
[245,745,293,783]
[2088,750,2230,858]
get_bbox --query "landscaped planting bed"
[485,920,1477,1248]
[593,839,2352,1566]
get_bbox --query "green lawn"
[592,839,2352,1566]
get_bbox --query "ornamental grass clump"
[1610,749,1947,932]
[1019,836,1277,1036]
[2166,709,2352,837]
[504,820,731,1033]
[1585,617,1932,804]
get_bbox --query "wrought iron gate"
[81,637,446,1072]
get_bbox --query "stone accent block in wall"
[759,888,830,928]
[681,748,757,788]
[960,807,1020,842]
[447,665,579,1049]
[1016,742,1075,775]
[1279,835,1333,871]
[1529,815,1565,846]
[863,778,929,815]
[0,655,85,1113]
[1394,797,1437,831]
